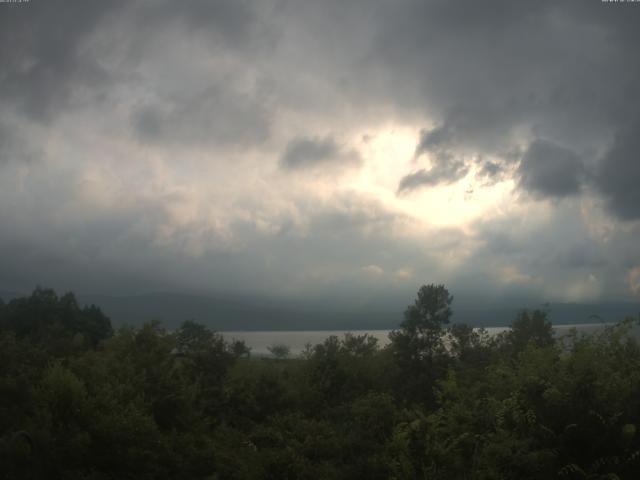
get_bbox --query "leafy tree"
[3,286,640,479]
[447,323,494,368]
[391,284,453,359]
[267,343,291,360]
[174,320,235,421]
[341,332,379,357]
[230,339,251,358]
[389,284,453,404]
[0,287,112,352]
[502,309,554,354]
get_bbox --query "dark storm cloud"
[397,125,469,193]
[359,0,639,208]
[0,169,170,294]
[0,123,11,164]
[0,118,40,166]
[469,203,640,302]
[595,125,640,221]
[0,0,268,130]
[415,125,454,156]
[518,139,585,199]
[476,160,504,183]
[132,86,270,147]
[143,0,264,47]
[280,137,361,170]
[398,152,468,193]
[1,0,640,308]
[558,242,606,269]
[0,0,126,121]
[0,176,414,300]
[370,0,636,129]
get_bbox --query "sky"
[1,0,639,319]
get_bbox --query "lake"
[221,323,614,356]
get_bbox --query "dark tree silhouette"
[389,284,453,404]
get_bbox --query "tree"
[447,323,493,367]
[175,320,221,355]
[389,284,454,404]
[267,343,291,360]
[504,309,554,354]
[0,288,113,355]
[341,333,379,357]
[229,339,251,358]
[174,320,235,418]
[390,284,453,361]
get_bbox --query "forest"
[2,285,640,479]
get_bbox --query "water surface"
[222,323,613,356]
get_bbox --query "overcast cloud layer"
[1,0,639,320]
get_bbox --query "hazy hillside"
[3,290,637,331]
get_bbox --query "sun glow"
[345,126,517,228]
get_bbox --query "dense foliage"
[2,285,640,479]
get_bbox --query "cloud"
[148,0,261,47]
[595,125,640,221]
[478,161,502,179]
[628,267,640,298]
[132,85,270,147]
[358,0,639,209]
[0,0,126,121]
[280,136,361,170]
[0,122,14,165]
[415,125,454,156]
[393,268,413,281]
[498,266,542,286]
[398,152,468,193]
[362,265,384,276]
[468,200,640,302]
[0,0,639,313]
[518,139,585,199]
[475,159,513,186]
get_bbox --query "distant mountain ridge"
[76,292,402,331]
[2,290,638,331]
